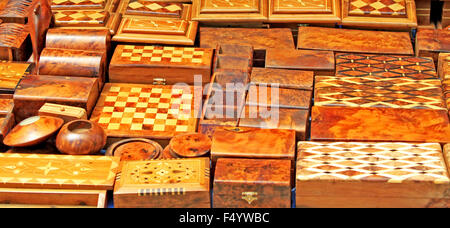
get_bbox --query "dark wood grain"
[250,67,313,90]
[46,28,111,52]
[169,133,211,158]
[56,120,106,155]
[416,28,450,62]
[246,84,312,109]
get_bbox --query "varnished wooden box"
[0,97,14,144]
[297,141,450,208]
[416,28,450,63]
[0,0,36,24]
[0,61,34,94]
[114,158,210,208]
[109,45,213,85]
[268,0,341,24]
[13,75,100,122]
[0,23,30,61]
[192,0,268,23]
[214,158,291,208]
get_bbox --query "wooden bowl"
[159,145,177,159]
[3,116,64,147]
[168,133,212,158]
[106,138,162,161]
[56,120,106,155]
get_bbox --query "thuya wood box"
[297,141,450,208]
[0,61,34,94]
[268,0,341,24]
[416,28,450,63]
[213,158,291,208]
[109,45,213,85]
[191,0,268,23]
[297,26,414,55]
[0,0,37,24]
[114,157,210,208]
[246,84,312,109]
[52,10,121,35]
[0,23,30,61]
[46,28,111,52]
[13,75,100,122]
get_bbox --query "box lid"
[265,48,335,72]
[114,157,210,195]
[246,84,312,109]
[416,28,450,53]
[250,67,313,90]
[0,153,120,190]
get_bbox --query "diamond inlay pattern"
[349,0,407,17]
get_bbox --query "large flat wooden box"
[109,45,213,85]
[268,0,341,23]
[214,158,291,208]
[192,0,268,22]
[13,75,100,122]
[297,141,450,208]
[114,158,210,208]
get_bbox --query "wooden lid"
[106,138,162,161]
[169,133,211,158]
[4,116,64,147]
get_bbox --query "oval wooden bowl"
[4,116,64,147]
[106,138,162,161]
[56,120,106,155]
[169,133,212,158]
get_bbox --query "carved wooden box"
[114,158,210,208]
[109,45,213,85]
[341,0,417,29]
[214,158,291,208]
[0,0,36,24]
[416,28,450,63]
[13,75,100,122]
[192,0,268,22]
[0,61,33,94]
[0,23,30,61]
[297,141,450,208]
[297,26,414,55]
[268,0,341,23]
[90,83,201,145]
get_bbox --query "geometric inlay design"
[349,0,407,17]
[127,0,183,17]
[119,45,205,63]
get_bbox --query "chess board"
[51,0,106,10]
[336,53,438,79]
[90,83,200,140]
[268,0,341,23]
[192,0,268,22]
[116,45,209,64]
[54,10,110,26]
[126,0,183,17]
[0,61,32,93]
[314,76,446,110]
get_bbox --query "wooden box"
[268,0,341,23]
[0,61,33,94]
[249,67,313,90]
[297,141,450,208]
[109,45,213,85]
[90,83,201,146]
[114,158,210,208]
[51,0,107,10]
[0,23,30,61]
[341,0,417,29]
[192,0,268,23]
[246,84,312,109]
[119,0,190,19]
[53,10,122,35]
[335,53,438,79]
[13,75,100,122]
[45,28,111,52]
[310,106,450,143]
[0,0,36,24]
[416,0,432,28]
[214,158,291,208]
[38,103,87,124]
[416,28,450,63]
[297,26,414,55]
[0,97,15,144]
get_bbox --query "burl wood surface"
[0,23,30,61]
[13,75,99,121]
[296,141,450,208]
[311,106,450,143]
[268,0,341,23]
[114,158,210,208]
[169,133,211,158]
[200,27,295,50]
[192,0,268,22]
[3,116,64,147]
[297,26,414,55]
[56,120,106,155]
[39,48,106,79]
[0,153,119,190]
[246,84,312,109]
[46,28,111,52]
[250,68,313,90]
[211,127,296,161]
[314,76,446,110]
[0,0,36,23]
[106,138,163,161]
[265,48,334,75]
[416,28,450,57]
[335,53,438,79]
[214,158,291,208]
[216,44,253,59]
[0,61,33,93]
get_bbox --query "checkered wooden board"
[297,141,450,184]
[90,83,199,139]
[336,53,438,79]
[54,10,109,25]
[315,76,446,110]
[348,0,407,17]
[126,0,183,17]
[51,0,106,9]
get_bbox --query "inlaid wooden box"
[341,0,417,29]
[214,158,291,208]
[297,141,450,208]
[0,0,37,24]
[297,26,414,55]
[416,28,450,63]
[13,75,100,122]
[0,97,14,144]
[0,23,30,61]
[0,61,33,94]
[109,45,213,85]
[51,0,107,10]
[192,0,268,22]
[114,158,210,208]
[53,10,122,35]
[268,0,341,24]
[119,0,191,19]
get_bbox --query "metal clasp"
[242,192,258,205]
[153,78,166,85]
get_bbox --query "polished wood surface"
[169,133,211,158]
[246,84,312,109]
[214,158,291,208]
[38,103,87,124]
[51,0,106,10]
[114,158,210,208]
[311,106,450,143]
[46,28,111,52]
[105,138,163,160]
[268,0,341,23]
[6,142,60,154]
[416,28,450,62]
[297,26,414,55]
[28,0,53,70]
[0,0,37,24]
[192,0,268,22]
[56,120,107,155]
[250,68,313,90]
[4,116,64,147]
[0,23,30,61]
[0,61,33,93]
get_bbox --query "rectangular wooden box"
[38,103,87,124]
[109,45,213,85]
[0,61,33,94]
[119,1,188,19]
[0,0,36,24]
[297,26,414,55]
[214,158,291,208]
[297,141,450,208]
[416,28,450,63]
[0,23,30,61]
[13,75,99,122]
[114,158,210,208]
[0,189,107,208]
[268,0,341,24]
[51,0,107,10]
[192,0,268,22]
[246,84,312,109]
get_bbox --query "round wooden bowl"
[56,120,106,155]
[4,116,64,147]
[106,138,162,161]
[168,133,212,158]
